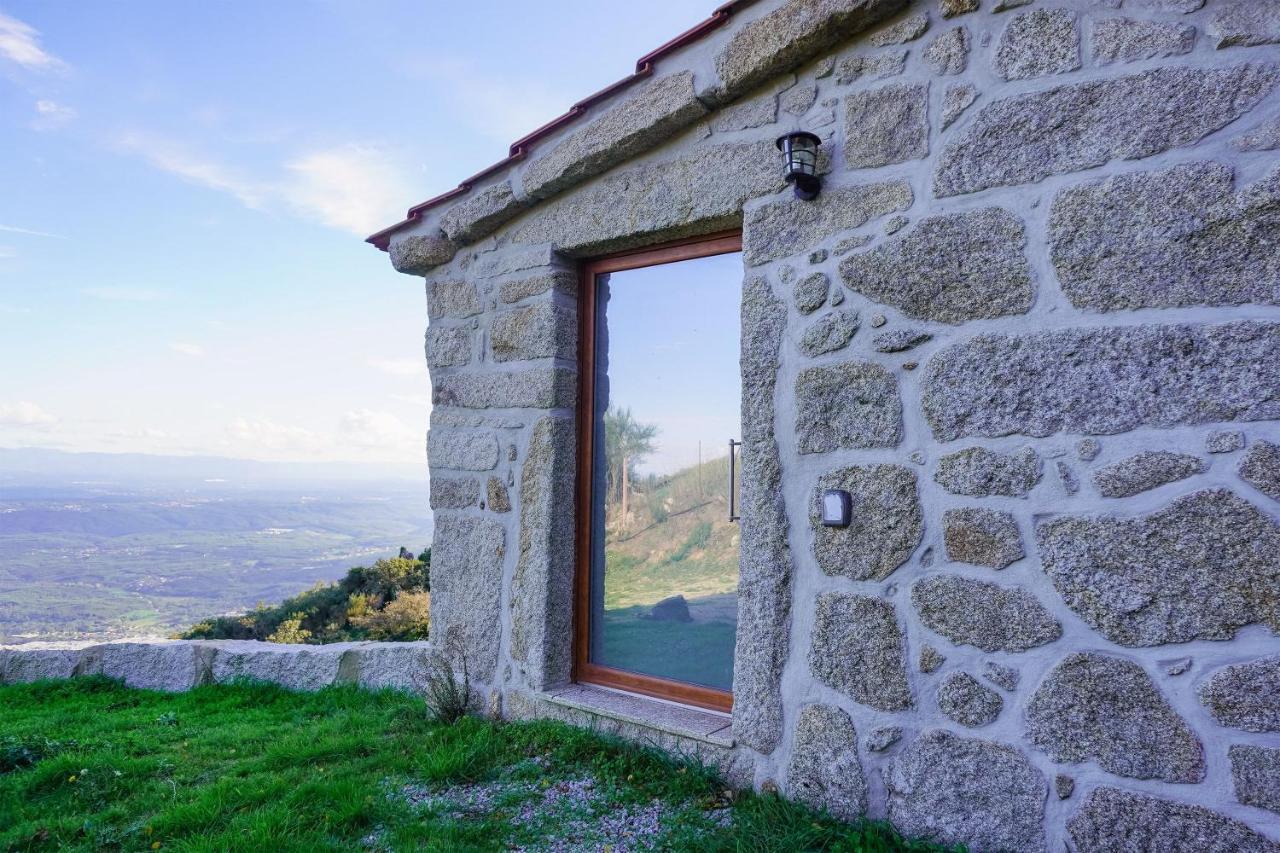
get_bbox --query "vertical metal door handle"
[728,439,742,522]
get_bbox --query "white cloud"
[367,357,425,377]
[0,303,30,314]
[114,132,265,209]
[0,401,56,428]
[0,12,66,71]
[31,99,75,129]
[339,409,418,451]
[82,286,169,302]
[406,57,572,143]
[226,417,327,453]
[169,342,205,357]
[0,224,64,238]
[0,245,15,259]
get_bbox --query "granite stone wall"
[388,0,1280,848]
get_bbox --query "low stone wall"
[0,639,435,694]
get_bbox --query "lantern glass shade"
[776,131,822,199]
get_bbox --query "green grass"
[0,679,950,852]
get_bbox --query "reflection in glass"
[588,252,742,692]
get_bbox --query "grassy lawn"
[0,679,948,852]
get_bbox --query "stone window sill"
[541,683,734,748]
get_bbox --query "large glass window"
[576,236,742,711]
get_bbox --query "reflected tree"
[604,406,658,530]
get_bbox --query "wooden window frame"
[574,230,743,714]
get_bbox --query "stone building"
[368,0,1280,848]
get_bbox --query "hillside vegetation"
[181,551,430,644]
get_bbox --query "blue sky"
[0,1,716,468]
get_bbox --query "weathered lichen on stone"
[427,279,483,320]
[943,507,1024,569]
[1239,439,1280,501]
[923,27,969,75]
[809,593,911,711]
[440,181,524,244]
[866,726,903,751]
[795,361,902,453]
[786,705,868,820]
[490,303,576,363]
[935,64,1280,197]
[1231,745,1280,815]
[1077,438,1101,461]
[1054,775,1074,800]
[937,672,1002,727]
[869,11,928,46]
[940,83,977,129]
[1068,787,1280,853]
[1093,17,1195,65]
[427,430,499,471]
[426,326,471,369]
[912,575,1062,652]
[794,272,830,314]
[871,328,930,353]
[732,277,792,755]
[994,9,1080,80]
[433,368,577,410]
[1208,429,1246,453]
[811,465,922,581]
[843,82,928,168]
[982,661,1019,691]
[837,208,1033,325]
[486,477,511,513]
[834,49,908,84]
[1037,489,1280,645]
[498,269,576,304]
[1026,652,1204,782]
[940,0,979,17]
[886,730,1047,853]
[430,476,479,510]
[799,310,859,357]
[1209,1,1280,49]
[934,446,1041,497]
[919,644,945,673]
[390,231,457,276]
[1092,451,1206,498]
[1199,655,1280,733]
[744,181,912,266]
[711,0,907,101]
[923,322,1280,441]
[1050,163,1280,312]
[431,514,506,681]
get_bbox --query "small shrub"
[0,736,69,773]
[350,591,430,641]
[266,615,312,644]
[418,649,471,724]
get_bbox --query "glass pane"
[588,251,742,692]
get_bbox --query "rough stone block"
[886,730,1047,853]
[430,515,506,681]
[795,361,902,453]
[426,326,471,369]
[429,476,479,510]
[1199,655,1280,732]
[490,303,576,363]
[1093,17,1195,64]
[1092,451,1206,498]
[1210,2,1280,48]
[1037,489,1280,645]
[712,0,907,101]
[522,72,707,200]
[1234,117,1280,152]
[440,181,524,244]
[870,11,928,46]
[731,277,793,755]
[510,416,576,690]
[871,328,930,353]
[942,507,1023,569]
[940,0,978,17]
[427,279,483,320]
[514,141,784,256]
[811,464,922,581]
[994,9,1080,80]
[843,83,929,168]
[919,644,946,673]
[940,83,978,129]
[1050,163,1280,311]
[912,574,1062,652]
[835,49,908,84]
[0,645,91,683]
[486,477,510,513]
[809,593,912,711]
[866,726,903,751]
[209,641,351,692]
[934,446,1041,497]
[1208,429,1246,453]
[498,269,576,305]
[837,208,1034,325]
[935,64,1279,197]
[1068,787,1279,853]
[982,661,1019,691]
[923,27,969,75]
[794,272,830,314]
[1231,745,1280,815]
[390,232,456,276]
[351,641,435,692]
[427,430,499,471]
[1026,652,1204,782]
[937,672,1002,727]
[99,641,211,692]
[799,310,859,357]
[744,181,912,266]
[433,367,577,410]
[786,704,868,820]
[710,81,782,132]
[923,321,1280,441]
[1239,439,1280,500]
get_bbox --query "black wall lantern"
[776,131,822,200]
